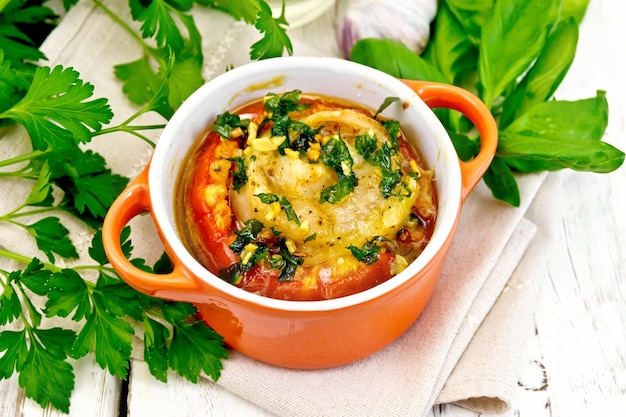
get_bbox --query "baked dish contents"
[176,90,437,300]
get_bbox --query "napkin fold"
[0,2,547,416]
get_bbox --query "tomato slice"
[184,132,240,271]
[239,253,395,301]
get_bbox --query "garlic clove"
[336,0,438,58]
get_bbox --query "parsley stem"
[0,149,50,169]
[16,283,42,327]
[1,205,59,220]
[93,124,165,148]
[0,247,62,273]
[0,0,10,14]
[91,0,148,52]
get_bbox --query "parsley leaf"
[168,320,228,383]
[250,1,293,59]
[44,269,90,321]
[114,2,203,116]
[48,148,129,221]
[0,65,113,151]
[114,55,163,107]
[20,328,76,410]
[0,50,34,116]
[129,0,188,51]
[0,0,55,67]
[210,0,295,61]
[0,277,22,326]
[143,316,170,382]
[8,328,76,413]
[22,217,78,263]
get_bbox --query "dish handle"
[102,166,200,299]
[401,79,498,201]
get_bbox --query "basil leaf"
[482,157,520,207]
[500,92,624,173]
[422,0,478,84]
[350,38,448,83]
[374,97,400,118]
[505,92,608,141]
[478,0,559,106]
[444,0,494,45]
[561,0,591,24]
[501,18,579,128]
[498,131,625,173]
[448,130,480,162]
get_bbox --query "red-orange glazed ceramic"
[102,57,497,369]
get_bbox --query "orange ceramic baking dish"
[102,57,497,369]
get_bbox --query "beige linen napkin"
[0,1,545,415]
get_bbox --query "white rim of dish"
[150,57,462,312]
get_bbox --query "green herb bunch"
[350,0,625,206]
[0,0,292,412]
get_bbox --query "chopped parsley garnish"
[213,111,250,139]
[227,156,248,191]
[319,175,358,204]
[381,119,401,151]
[355,132,379,164]
[229,219,265,254]
[241,244,269,272]
[287,120,321,153]
[264,89,309,121]
[378,142,403,198]
[277,238,304,282]
[319,133,358,203]
[255,193,300,225]
[347,236,389,264]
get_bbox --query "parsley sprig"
[0,230,228,412]
[319,133,359,203]
[0,0,297,412]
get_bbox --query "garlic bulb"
[336,0,437,58]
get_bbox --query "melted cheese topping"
[230,109,420,266]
